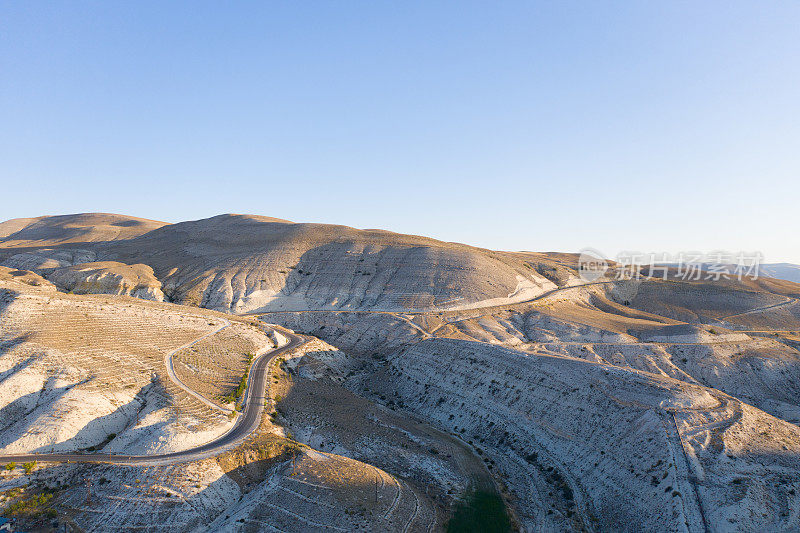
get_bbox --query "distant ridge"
[0,212,557,314]
[760,263,800,284]
[0,213,168,245]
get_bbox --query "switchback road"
[0,324,306,466]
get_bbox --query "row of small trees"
[222,352,255,406]
[4,461,36,474]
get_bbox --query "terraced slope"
[3,212,800,532]
[0,278,268,455]
[0,275,453,532]
[269,278,800,532]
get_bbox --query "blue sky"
[2,2,799,261]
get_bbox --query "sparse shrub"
[4,462,16,471]
[22,461,36,474]
[4,490,53,518]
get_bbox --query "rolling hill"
[2,212,800,532]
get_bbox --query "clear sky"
[2,2,799,262]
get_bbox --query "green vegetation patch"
[222,352,255,405]
[446,490,511,533]
[3,489,57,519]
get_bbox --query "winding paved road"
[0,279,591,467]
[164,317,234,414]
[0,277,795,467]
[0,324,306,466]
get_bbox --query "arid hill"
[2,212,800,532]
[0,212,167,249]
[2,213,556,313]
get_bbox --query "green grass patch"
[446,490,511,533]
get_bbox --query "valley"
[1,214,799,532]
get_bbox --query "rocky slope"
[268,277,800,532]
[3,212,800,532]
[0,279,240,455]
[43,261,165,301]
[1,213,556,313]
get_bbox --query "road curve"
[0,277,793,467]
[0,324,306,466]
[164,317,234,414]
[247,280,615,318]
[718,294,800,321]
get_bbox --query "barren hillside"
[2,213,800,532]
[0,213,167,250]
[1,213,556,313]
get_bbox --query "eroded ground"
[2,215,800,532]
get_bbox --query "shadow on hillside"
[288,242,448,312]
[168,448,295,530]
[0,375,74,439]
[219,453,294,493]
[0,375,148,455]
[0,288,22,314]
[0,352,38,385]
[58,443,800,533]
[43,388,147,453]
[0,332,33,354]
